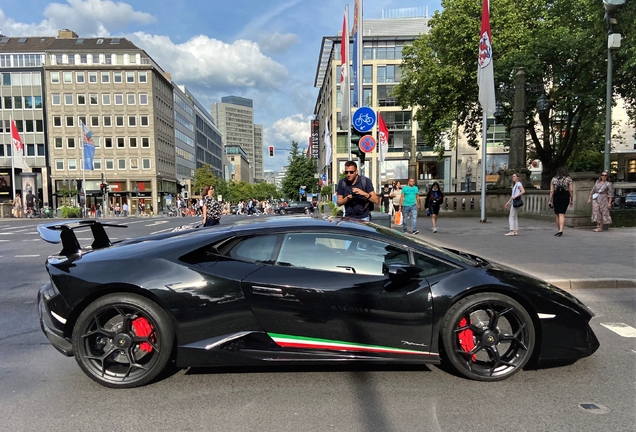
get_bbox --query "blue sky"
[0,0,442,172]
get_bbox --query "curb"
[548,278,636,290]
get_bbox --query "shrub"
[60,206,82,218]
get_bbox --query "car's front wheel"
[441,292,535,381]
[72,293,174,388]
[279,209,286,215]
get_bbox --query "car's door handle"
[251,286,284,297]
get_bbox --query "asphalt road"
[0,216,634,432]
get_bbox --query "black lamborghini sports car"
[37,217,599,388]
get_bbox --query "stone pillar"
[565,171,596,227]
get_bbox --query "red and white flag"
[377,111,389,163]
[478,0,496,116]
[340,7,351,131]
[11,119,28,170]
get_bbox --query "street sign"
[359,135,376,153]
[321,174,327,181]
[352,107,376,132]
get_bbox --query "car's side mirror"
[385,263,421,283]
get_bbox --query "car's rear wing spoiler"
[37,220,127,256]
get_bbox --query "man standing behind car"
[400,177,420,234]
[337,160,379,221]
[202,185,222,227]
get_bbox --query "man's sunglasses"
[345,170,356,174]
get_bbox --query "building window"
[34,96,42,109]
[51,94,61,105]
[128,116,136,126]
[37,143,45,156]
[138,72,147,83]
[118,158,126,169]
[116,116,124,127]
[105,159,114,170]
[127,93,135,105]
[102,94,111,105]
[88,72,97,83]
[142,158,151,169]
[63,72,72,83]
[114,72,122,83]
[139,93,148,105]
[64,93,73,105]
[55,159,64,170]
[91,116,99,127]
[92,54,100,64]
[117,137,125,148]
[130,158,139,169]
[377,65,401,84]
[129,137,138,148]
[67,137,76,148]
[77,94,86,105]
[66,116,74,127]
[142,137,150,148]
[14,96,22,109]
[126,72,135,83]
[76,72,85,83]
[50,72,60,83]
[89,94,98,105]
[114,94,123,105]
[103,116,112,127]
[94,159,101,170]
[54,138,63,149]
[24,96,33,109]
[80,54,88,64]
[78,116,86,125]
[140,115,149,126]
[3,96,11,109]
[36,120,44,132]
[53,116,62,127]
[68,159,77,170]
[104,137,113,148]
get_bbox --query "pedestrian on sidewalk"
[336,160,379,221]
[588,171,613,232]
[504,173,525,236]
[424,182,444,233]
[548,166,573,237]
[202,185,222,227]
[390,181,402,216]
[400,177,420,234]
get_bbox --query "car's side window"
[276,233,409,276]
[413,252,457,278]
[229,235,279,263]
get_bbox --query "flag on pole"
[324,122,332,169]
[478,0,496,116]
[340,7,351,131]
[81,121,95,170]
[377,111,389,164]
[351,0,362,108]
[10,119,28,171]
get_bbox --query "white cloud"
[0,0,154,37]
[259,32,299,54]
[130,33,289,90]
[265,114,312,147]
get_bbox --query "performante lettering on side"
[402,341,427,347]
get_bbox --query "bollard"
[470,197,474,209]
[445,197,448,210]
[462,197,466,210]
[453,197,457,210]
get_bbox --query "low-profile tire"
[72,293,174,388]
[304,208,311,215]
[441,292,535,381]
[279,209,286,215]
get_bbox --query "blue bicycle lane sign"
[352,107,376,132]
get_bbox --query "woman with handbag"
[424,182,444,233]
[587,171,613,232]
[548,166,574,237]
[504,173,525,236]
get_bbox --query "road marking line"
[22,239,40,242]
[15,255,40,257]
[150,228,172,234]
[600,323,636,338]
[146,220,168,227]
[0,239,9,242]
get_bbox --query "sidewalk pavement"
[401,215,636,289]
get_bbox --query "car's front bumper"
[38,283,74,357]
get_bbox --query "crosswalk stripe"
[600,323,636,338]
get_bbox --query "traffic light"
[350,129,372,165]
[100,183,105,193]
[268,146,274,157]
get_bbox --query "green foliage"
[331,205,343,216]
[192,165,218,196]
[281,141,318,201]
[320,185,332,197]
[60,205,81,218]
[395,0,635,187]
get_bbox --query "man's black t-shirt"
[337,175,375,219]
[26,193,35,208]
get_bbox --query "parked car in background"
[622,192,636,209]
[276,201,314,215]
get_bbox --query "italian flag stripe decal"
[268,333,436,356]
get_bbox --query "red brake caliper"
[132,317,155,353]
[458,317,476,361]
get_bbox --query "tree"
[192,165,218,196]
[394,0,635,188]
[281,141,318,201]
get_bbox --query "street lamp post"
[603,0,626,173]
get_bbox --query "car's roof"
[223,215,374,232]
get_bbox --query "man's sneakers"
[433,227,438,233]
[413,230,419,235]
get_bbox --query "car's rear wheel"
[441,292,535,381]
[279,209,286,215]
[72,293,174,388]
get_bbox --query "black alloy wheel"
[72,293,174,388]
[441,292,535,381]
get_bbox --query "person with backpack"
[548,166,574,237]
[336,160,379,221]
[424,182,444,233]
